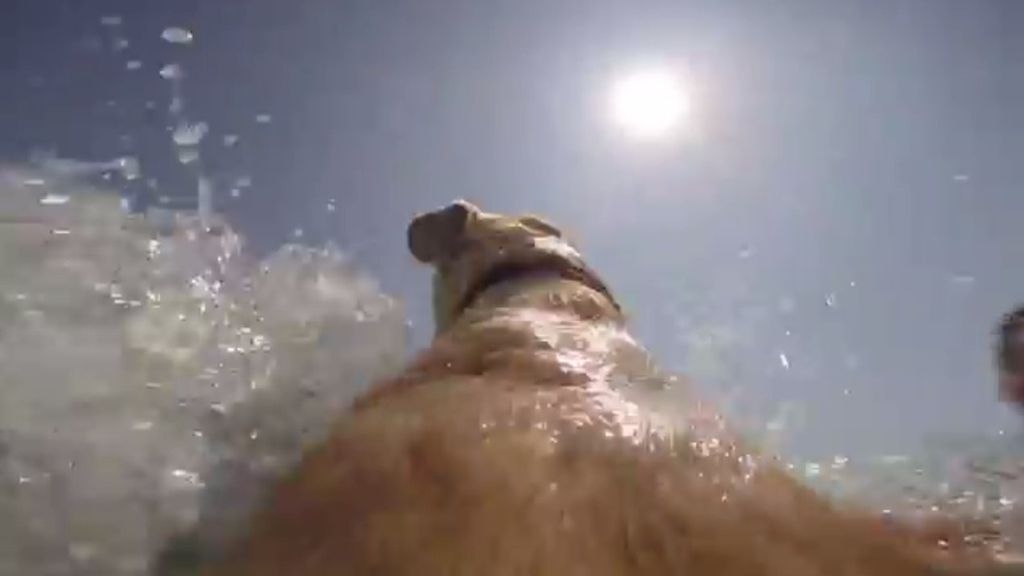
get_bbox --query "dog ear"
[407,201,475,263]
[519,215,562,238]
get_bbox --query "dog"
[208,201,1004,575]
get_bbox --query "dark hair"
[996,304,1024,373]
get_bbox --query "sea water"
[0,165,407,575]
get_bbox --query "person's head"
[995,305,1024,408]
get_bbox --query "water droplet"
[177,148,200,165]
[292,228,304,239]
[125,60,142,71]
[738,246,753,259]
[825,292,837,308]
[779,352,790,370]
[100,15,123,26]
[113,38,129,51]
[255,114,272,124]
[117,156,140,180]
[172,122,209,146]
[170,469,202,486]
[953,174,970,182]
[161,27,194,45]
[326,200,336,213]
[50,229,71,236]
[223,134,240,147]
[159,63,184,80]
[39,194,70,206]
[23,178,46,187]
[230,188,242,199]
[131,421,153,431]
[250,429,260,440]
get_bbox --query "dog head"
[408,201,620,333]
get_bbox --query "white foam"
[0,166,407,574]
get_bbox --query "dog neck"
[452,272,625,331]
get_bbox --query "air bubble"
[255,114,272,124]
[125,60,142,71]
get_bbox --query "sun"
[609,67,690,141]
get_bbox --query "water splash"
[0,165,407,575]
[798,434,1024,557]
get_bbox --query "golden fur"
[208,201,1001,576]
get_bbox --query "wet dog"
[209,201,1002,575]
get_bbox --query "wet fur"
[208,204,998,576]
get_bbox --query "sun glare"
[609,67,690,141]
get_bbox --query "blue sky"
[3,0,1024,460]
